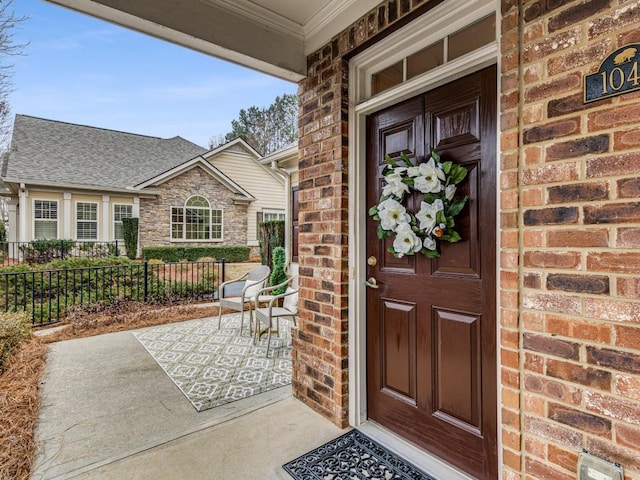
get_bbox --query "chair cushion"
[282,287,299,314]
[244,280,263,299]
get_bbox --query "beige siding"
[208,150,285,245]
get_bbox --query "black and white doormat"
[283,429,437,480]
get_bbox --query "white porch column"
[102,195,110,241]
[132,196,140,217]
[63,192,72,239]
[6,199,17,243]
[18,184,28,242]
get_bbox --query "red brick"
[549,402,612,436]
[523,230,543,248]
[547,228,609,248]
[523,27,581,63]
[584,202,640,224]
[548,0,612,32]
[524,352,544,373]
[523,117,581,144]
[547,273,609,294]
[523,333,580,360]
[547,38,612,75]
[524,251,581,269]
[617,424,640,451]
[547,444,579,474]
[585,297,640,323]
[617,278,640,299]
[546,315,612,344]
[524,415,583,449]
[545,134,609,161]
[614,127,640,150]
[586,391,640,424]
[547,182,609,204]
[546,359,612,390]
[588,252,640,273]
[522,292,581,315]
[617,227,640,247]
[587,152,640,178]
[614,325,640,349]
[525,458,574,480]
[587,346,640,374]
[523,207,579,225]
[524,72,582,102]
[618,178,640,199]
[588,2,640,39]
[615,374,640,400]
[523,162,579,185]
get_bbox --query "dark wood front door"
[366,66,497,479]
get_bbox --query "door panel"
[366,66,497,479]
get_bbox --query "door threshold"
[356,421,478,480]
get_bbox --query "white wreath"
[368,149,469,258]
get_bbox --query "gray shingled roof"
[3,115,208,189]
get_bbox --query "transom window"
[263,210,285,221]
[171,195,223,241]
[34,200,58,239]
[76,202,98,240]
[113,204,133,240]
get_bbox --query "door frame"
[347,0,501,477]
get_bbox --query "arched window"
[171,195,223,241]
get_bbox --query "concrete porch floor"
[32,326,345,480]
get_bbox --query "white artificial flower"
[423,236,437,250]
[392,222,423,257]
[415,199,444,235]
[445,184,456,201]
[377,198,410,231]
[411,159,445,194]
[382,169,410,199]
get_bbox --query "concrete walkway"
[32,324,344,479]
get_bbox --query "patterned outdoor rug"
[283,430,436,480]
[133,313,291,411]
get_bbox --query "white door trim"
[347,0,501,477]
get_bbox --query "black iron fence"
[0,260,226,326]
[0,240,122,267]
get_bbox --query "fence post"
[60,239,65,260]
[221,258,226,284]
[115,240,119,256]
[143,261,148,302]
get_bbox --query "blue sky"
[7,0,297,148]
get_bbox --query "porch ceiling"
[45,0,380,81]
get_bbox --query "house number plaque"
[584,44,640,103]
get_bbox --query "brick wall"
[512,1,640,479]
[295,0,437,427]
[139,166,247,248]
[298,0,640,478]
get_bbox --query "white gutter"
[270,160,292,265]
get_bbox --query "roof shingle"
[4,115,208,189]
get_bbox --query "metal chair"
[217,264,270,335]
[253,276,298,357]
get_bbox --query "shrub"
[142,246,250,263]
[0,311,32,373]
[19,239,74,265]
[269,246,287,294]
[122,217,139,260]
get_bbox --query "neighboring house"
[36,1,640,480]
[1,115,285,257]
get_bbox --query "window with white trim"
[34,200,58,239]
[263,210,285,221]
[113,204,133,240]
[76,202,98,240]
[171,195,222,241]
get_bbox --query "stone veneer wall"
[139,166,247,248]
[297,0,640,479]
